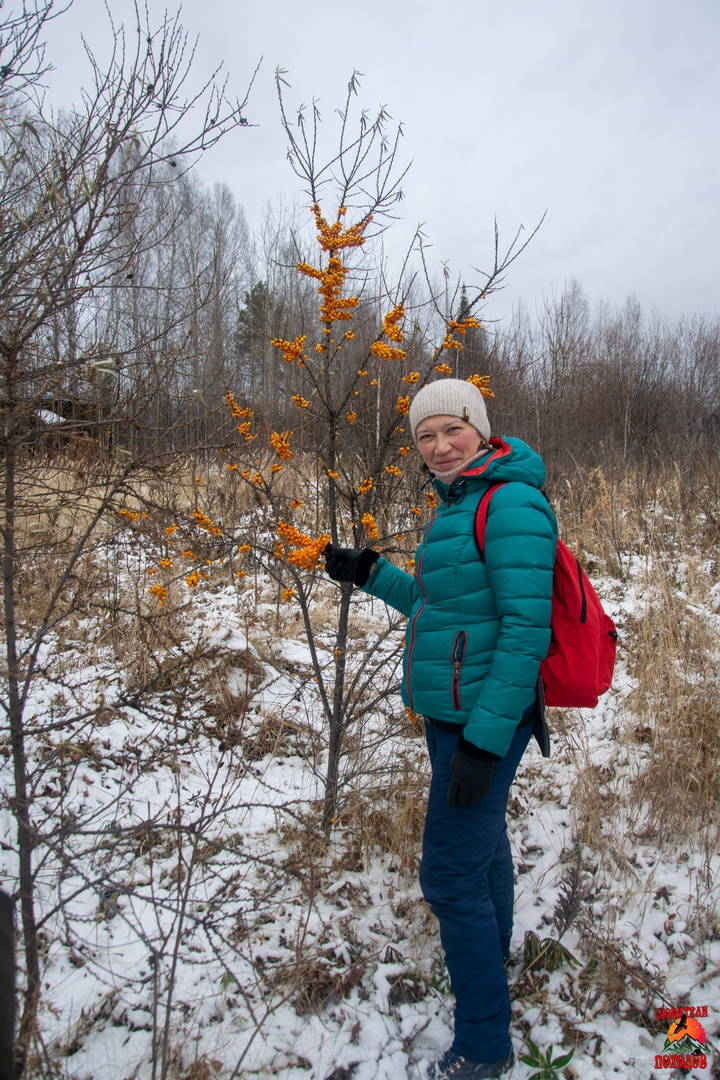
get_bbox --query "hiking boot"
[427,1046,514,1078]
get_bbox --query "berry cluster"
[270,334,306,363]
[276,522,331,571]
[192,510,222,538]
[270,431,293,460]
[370,341,406,361]
[361,513,379,540]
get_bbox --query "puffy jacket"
[362,437,558,758]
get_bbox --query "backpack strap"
[473,481,508,559]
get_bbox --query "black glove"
[324,543,379,587]
[447,734,500,808]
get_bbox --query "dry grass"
[15,457,117,541]
[9,447,720,1071]
[551,459,720,842]
[342,750,429,874]
[15,447,720,849]
[511,458,720,1031]
[624,589,720,833]
[13,447,720,849]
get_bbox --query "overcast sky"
[45,0,720,325]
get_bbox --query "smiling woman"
[413,381,493,483]
[325,377,558,1078]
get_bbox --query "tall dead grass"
[553,456,720,849]
[508,456,720,1030]
[16,444,720,842]
[9,445,720,1066]
[20,447,720,847]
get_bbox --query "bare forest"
[1,3,719,1078]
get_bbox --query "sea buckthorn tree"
[219,73,539,829]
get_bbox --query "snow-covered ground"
[1,543,718,1078]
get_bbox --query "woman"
[324,379,557,1079]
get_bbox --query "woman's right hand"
[324,544,379,587]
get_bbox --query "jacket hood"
[430,436,546,498]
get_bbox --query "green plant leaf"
[521,1041,574,1079]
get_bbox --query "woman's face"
[415,414,485,472]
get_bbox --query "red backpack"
[475,482,618,708]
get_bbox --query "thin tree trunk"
[2,400,40,1074]
[322,584,352,830]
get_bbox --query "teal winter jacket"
[362,437,558,758]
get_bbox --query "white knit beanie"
[409,379,491,445]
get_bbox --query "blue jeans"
[419,717,533,1062]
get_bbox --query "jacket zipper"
[406,510,439,710]
[451,630,467,710]
[576,559,587,622]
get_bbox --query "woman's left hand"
[447,736,500,808]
